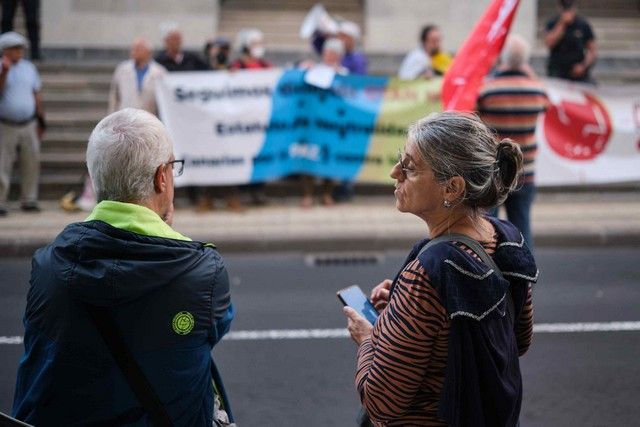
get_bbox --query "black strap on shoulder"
[417,233,515,322]
[85,304,173,427]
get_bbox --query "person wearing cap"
[154,23,208,72]
[0,31,44,216]
[398,24,452,80]
[309,20,368,75]
[336,20,368,75]
[230,28,271,70]
[1,0,41,60]
[544,0,597,82]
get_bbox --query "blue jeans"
[490,182,536,251]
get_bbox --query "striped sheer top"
[355,228,535,426]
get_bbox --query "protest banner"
[156,70,640,187]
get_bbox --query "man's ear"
[153,165,166,194]
[443,176,466,203]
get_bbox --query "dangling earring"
[443,200,452,208]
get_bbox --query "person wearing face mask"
[194,37,246,213]
[230,28,271,70]
[204,37,231,70]
[398,24,452,80]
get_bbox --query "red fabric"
[441,0,520,112]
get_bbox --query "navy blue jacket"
[12,220,234,426]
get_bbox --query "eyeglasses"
[397,149,413,179]
[165,160,185,177]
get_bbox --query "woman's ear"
[153,165,167,194]
[444,176,465,203]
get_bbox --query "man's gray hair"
[502,34,530,70]
[86,108,173,203]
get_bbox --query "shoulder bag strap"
[417,234,515,323]
[85,304,173,427]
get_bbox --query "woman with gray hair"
[343,112,537,426]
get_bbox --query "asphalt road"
[1,247,639,426]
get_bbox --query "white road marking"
[2,321,640,345]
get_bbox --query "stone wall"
[364,0,536,54]
[42,0,219,49]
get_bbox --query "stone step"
[42,92,108,111]
[41,131,90,152]
[46,109,105,127]
[41,74,112,92]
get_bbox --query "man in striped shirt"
[477,34,549,250]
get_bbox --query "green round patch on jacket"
[172,311,195,335]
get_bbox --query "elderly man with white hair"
[477,34,549,251]
[109,37,167,115]
[13,108,236,426]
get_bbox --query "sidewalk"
[0,192,639,256]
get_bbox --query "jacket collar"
[85,201,191,242]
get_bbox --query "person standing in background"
[0,31,44,216]
[196,37,245,213]
[544,0,597,82]
[62,37,168,213]
[109,37,166,115]
[477,34,549,250]
[230,29,271,206]
[398,24,452,80]
[336,21,367,75]
[1,0,40,60]
[155,22,208,72]
[300,37,347,208]
[204,37,231,70]
[155,22,208,209]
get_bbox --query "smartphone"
[337,285,379,325]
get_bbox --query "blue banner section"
[250,70,388,182]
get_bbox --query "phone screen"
[337,285,379,325]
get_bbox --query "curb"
[3,230,640,258]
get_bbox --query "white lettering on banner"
[156,71,640,186]
[289,143,320,161]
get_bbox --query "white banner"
[156,71,640,186]
[536,78,640,186]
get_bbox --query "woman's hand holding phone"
[370,279,393,311]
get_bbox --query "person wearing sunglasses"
[344,112,537,426]
[13,108,235,426]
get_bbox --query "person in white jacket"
[61,38,167,214]
[108,37,166,115]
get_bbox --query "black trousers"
[1,0,40,59]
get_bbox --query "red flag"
[441,0,520,112]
